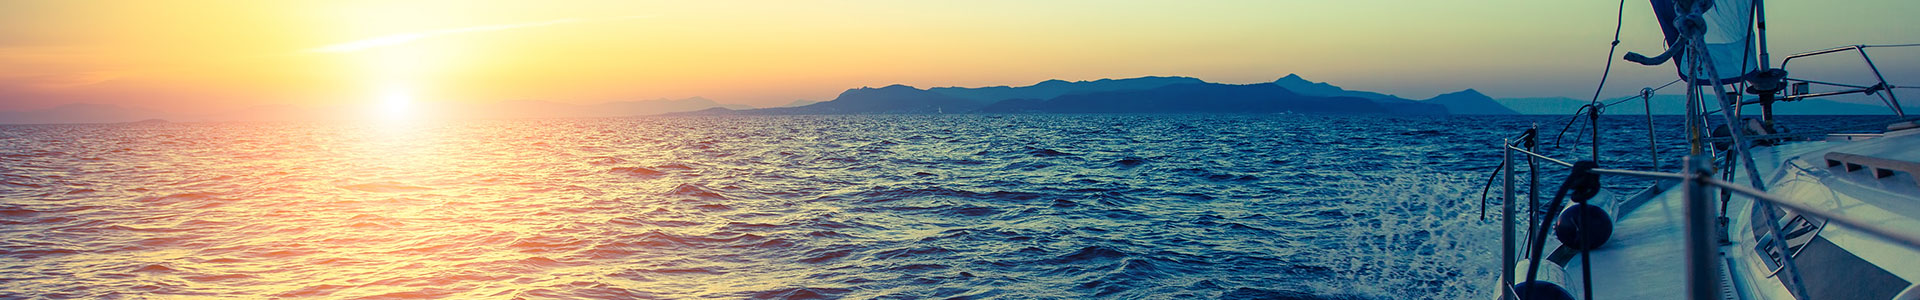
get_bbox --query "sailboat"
[1487,0,1920,299]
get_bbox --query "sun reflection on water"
[0,115,1563,298]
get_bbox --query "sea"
[0,114,1889,299]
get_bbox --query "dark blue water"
[0,114,1887,299]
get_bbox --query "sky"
[2,0,1917,114]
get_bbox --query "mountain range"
[447,97,753,119]
[741,84,983,115]
[0,103,169,125]
[689,74,1477,116]
[978,82,1440,114]
[929,76,1207,104]
[3,75,1910,124]
[1270,74,1398,101]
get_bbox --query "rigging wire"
[1607,79,1685,107]
[1588,0,1629,108]
[1563,0,1632,161]
[1551,78,1683,148]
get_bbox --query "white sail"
[1652,0,1758,84]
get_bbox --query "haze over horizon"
[3,1,1918,116]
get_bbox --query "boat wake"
[1307,172,1498,299]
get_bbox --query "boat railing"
[1481,70,1920,300]
[1486,84,1920,299]
[1776,43,1918,117]
[1494,144,1920,300]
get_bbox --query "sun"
[374,89,416,121]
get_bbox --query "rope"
[1479,160,1503,221]
[1552,105,1592,147]
[1587,0,1630,110]
[1582,247,1594,300]
[1566,161,1604,203]
[1480,131,1538,220]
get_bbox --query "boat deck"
[1557,141,1829,299]
[1503,127,1920,299]
[1561,185,1693,299]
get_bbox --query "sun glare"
[375,90,415,121]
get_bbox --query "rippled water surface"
[0,114,1881,299]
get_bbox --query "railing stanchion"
[1528,127,1540,245]
[1502,141,1517,300]
[1642,89,1659,171]
[1682,156,1721,300]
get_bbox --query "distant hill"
[928,76,1206,103]
[1269,73,1399,101]
[779,99,820,107]
[728,84,982,115]
[1272,74,1510,114]
[979,82,1445,115]
[1498,97,1613,115]
[397,97,756,120]
[1422,89,1519,115]
[588,97,753,115]
[684,77,1449,115]
[188,104,356,122]
[462,97,746,118]
[0,103,167,125]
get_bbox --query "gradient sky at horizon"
[2,0,1917,114]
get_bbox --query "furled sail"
[1648,0,1757,84]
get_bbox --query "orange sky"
[3,0,1917,114]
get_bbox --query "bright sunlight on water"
[0,114,1874,299]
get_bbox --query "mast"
[1754,0,1771,69]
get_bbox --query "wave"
[665,183,728,200]
[1305,171,1496,299]
[586,156,627,166]
[750,287,852,300]
[1046,245,1131,264]
[337,182,431,193]
[0,114,1754,298]
[608,166,664,178]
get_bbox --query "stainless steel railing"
[1701,176,1920,249]
[1494,148,1920,300]
[1778,44,1913,117]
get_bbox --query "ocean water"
[0,114,1885,299]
